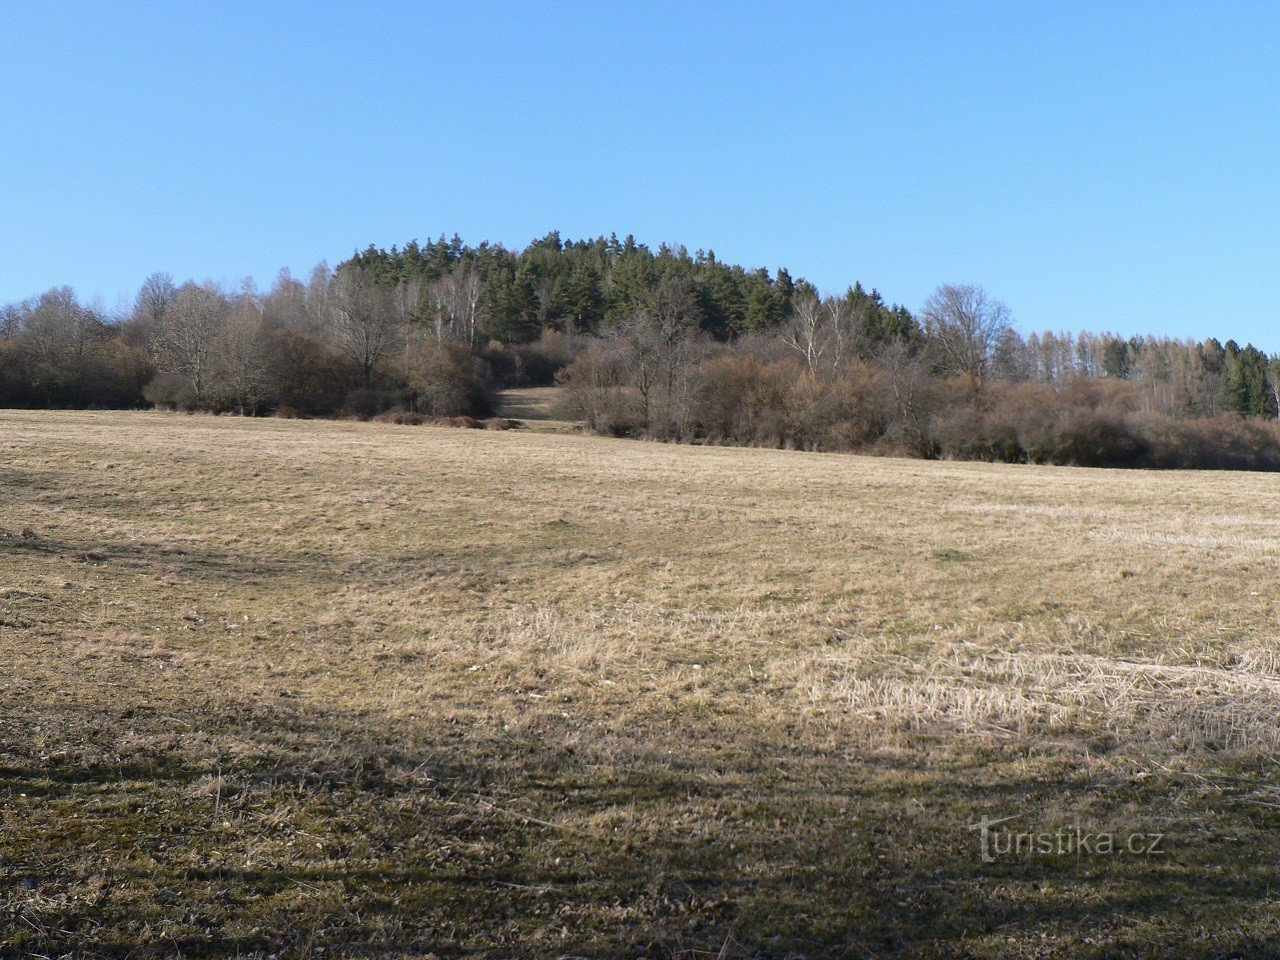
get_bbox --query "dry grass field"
[3,409,1280,958]
[495,387,573,432]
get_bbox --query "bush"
[403,340,494,418]
[786,363,888,451]
[485,330,585,387]
[557,382,645,437]
[144,371,197,411]
[1029,406,1143,467]
[688,354,889,452]
[1139,415,1280,471]
[556,342,646,436]
[266,331,351,417]
[343,387,399,420]
[84,339,149,408]
[934,398,1143,467]
[515,330,583,386]
[691,352,792,446]
[929,387,1280,471]
[0,341,35,407]
[932,407,1022,462]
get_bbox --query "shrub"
[84,339,149,409]
[934,384,1144,467]
[343,387,399,419]
[691,352,792,447]
[403,340,494,418]
[780,365,887,451]
[143,371,197,411]
[556,342,646,436]
[1034,406,1143,467]
[932,407,1022,462]
[0,341,35,407]
[1140,415,1280,471]
[515,330,583,386]
[265,330,351,416]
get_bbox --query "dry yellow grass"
[496,386,575,432]
[2,409,1279,958]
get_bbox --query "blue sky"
[2,1,1279,347]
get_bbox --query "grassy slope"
[1,410,1279,958]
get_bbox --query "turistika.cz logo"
[969,814,1166,863]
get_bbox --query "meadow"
[2,409,1279,958]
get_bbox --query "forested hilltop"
[4,231,1280,470]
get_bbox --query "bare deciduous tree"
[136,273,175,321]
[214,297,272,414]
[427,268,486,347]
[613,275,703,436]
[921,283,1011,384]
[878,339,936,455]
[17,287,104,400]
[782,294,857,374]
[261,267,317,336]
[0,300,25,340]
[327,265,400,387]
[130,273,177,364]
[161,282,229,407]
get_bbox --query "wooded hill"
[3,232,1279,469]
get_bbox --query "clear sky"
[3,1,1279,347]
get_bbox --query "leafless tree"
[130,273,177,364]
[390,276,426,334]
[326,265,400,387]
[0,302,23,340]
[782,294,857,374]
[303,263,334,336]
[613,275,703,436]
[878,339,936,455]
[137,273,176,319]
[17,287,104,399]
[161,282,229,407]
[426,268,486,347]
[214,296,272,414]
[921,283,1011,384]
[260,267,317,336]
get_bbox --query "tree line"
[0,264,494,421]
[3,231,1280,469]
